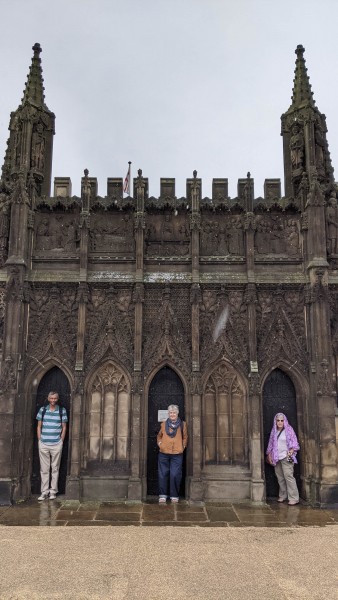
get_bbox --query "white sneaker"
[38,493,48,501]
[49,493,56,500]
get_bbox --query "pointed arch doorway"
[147,366,185,497]
[263,368,300,498]
[31,367,71,495]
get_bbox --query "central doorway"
[263,368,300,499]
[147,366,185,497]
[31,367,71,495]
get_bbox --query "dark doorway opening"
[147,366,185,497]
[31,367,71,495]
[263,368,300,498]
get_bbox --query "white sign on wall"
[158,410,168,422]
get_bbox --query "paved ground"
[0,498,338,527]
[1,500,338,599]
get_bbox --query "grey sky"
[0,0,338,198]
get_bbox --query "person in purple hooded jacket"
[266,412,300,505]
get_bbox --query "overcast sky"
[1,0,338,199]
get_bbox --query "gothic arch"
[143,360,189,457]
[261,363,308,498]
[83,360,132,474]
[30,365,71,495]
[202,360,248,466]
[260,359,308,449]
[145,362,187,496]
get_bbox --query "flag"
[123,162,131,195]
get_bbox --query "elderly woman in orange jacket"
[157,404,188,504]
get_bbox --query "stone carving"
[26,284,78,373]
[326,193,338,256]
[86,287,134,371]
[202,361,247,465]
[290,122,304,173]
[200,215,244,256]
[0,287,5,347]
[135,169,145,205]
[35,214,79,253]
[254,215,300,257]
[31,123,46,172]
[89,213,134,254]
[257,288,306,371]
[0,203,9,266]
[0,356,17,392]
[199,288,248,369]
[329,291,338,356]
[317,359,331,396]
[143,286,191,376]
[5,267,24,302]
[314,124,327,178]
[248,372,260,396]
[145,214,190,256]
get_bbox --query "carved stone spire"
[21,43,49,110]
[1,43,55,197]
[281,45,334,199]
[290,45,315,110]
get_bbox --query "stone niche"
[34,213,80,254]
[200,213,244,257]
[145,213,190,257]
[89,213,135,254]
[254,214,301,258]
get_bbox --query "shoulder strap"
[41,404,47,424]
[59,403,64,424]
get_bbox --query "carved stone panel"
[143,286,191,376]
[89,213,134,255]
[145,214,190,257]
[26,285,78,373]
[85,287,134,371]
[200,214,244,257]
[200,288,248,370]
[34,213,80,254]
[254,214,301,257]
[257,288,307,371]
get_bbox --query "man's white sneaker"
[38,493,48,501]
[49,493,56,500]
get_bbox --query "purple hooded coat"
[266,413,300,466]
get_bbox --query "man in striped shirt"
[36,391,68,500]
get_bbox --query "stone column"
[305,177,338,504]
[66,373,84,499]
[189,285,203,500]
[128,171,146,500]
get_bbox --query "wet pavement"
[1,497,338,527]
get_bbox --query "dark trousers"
[158,452,183,498]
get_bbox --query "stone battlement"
[53,175,282,203]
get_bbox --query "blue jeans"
[158,453,183,498]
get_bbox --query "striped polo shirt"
[36,405,68,444]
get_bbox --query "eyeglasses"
[276,419,284,422]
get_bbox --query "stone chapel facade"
[0,43,338,506]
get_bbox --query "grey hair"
[168,404,179,414]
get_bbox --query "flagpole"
[123,161,132,196]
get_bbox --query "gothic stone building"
[0,43,338,506]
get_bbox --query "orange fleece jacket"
[157,421,188,454]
